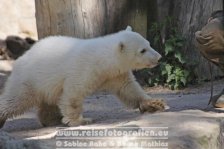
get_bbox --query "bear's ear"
[125,26,132,31]
[118,42,125,53]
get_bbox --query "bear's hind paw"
[62,117,93,127]
[139,99,167,114]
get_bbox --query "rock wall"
[0,0,37,39]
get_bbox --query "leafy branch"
[147,17,197,89]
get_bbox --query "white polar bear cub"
[0,26,165,127]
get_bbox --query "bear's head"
[117,26,162,70]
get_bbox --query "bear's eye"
[140,49,146,54]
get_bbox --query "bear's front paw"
[139,99,167,113]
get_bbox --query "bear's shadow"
[83,94,141,124]
[2,118,42,132]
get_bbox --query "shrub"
[146,17,197,90]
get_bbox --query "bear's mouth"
[146,62,159,68]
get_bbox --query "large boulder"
[0,131,40,149]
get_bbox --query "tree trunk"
[35,0,148,39]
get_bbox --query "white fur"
[126,26,132,31]
[0,28,161,126]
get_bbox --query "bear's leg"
[37,102,62,127]
[0,94,35,128]
[58,94,92,127]
[102,72,166,113]
[0,81,36,128]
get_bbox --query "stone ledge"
[1,110,223,149]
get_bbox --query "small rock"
[5,36,36,59]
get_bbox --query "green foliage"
[147,17,197,90]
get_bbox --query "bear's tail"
[0,95,32,128]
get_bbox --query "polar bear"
[0,26,165,127]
